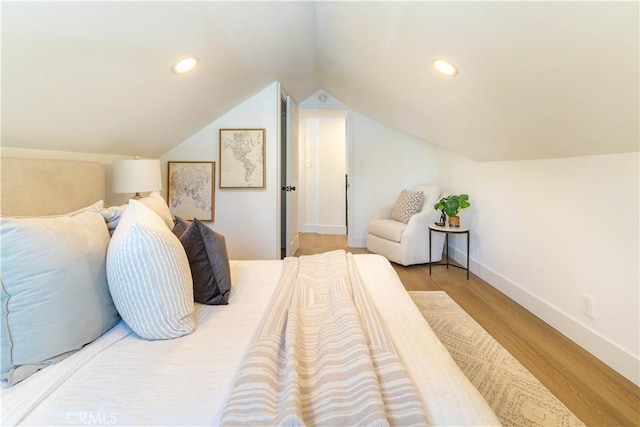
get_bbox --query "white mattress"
[2,255,499,426]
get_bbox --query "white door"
[285,96,299,256]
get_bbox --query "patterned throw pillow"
[389,189,424,224]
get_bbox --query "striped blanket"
[220,250,428,426]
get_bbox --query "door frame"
[278,86,300,258]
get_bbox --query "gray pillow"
[172,216,190,238]
[0,209,119,386]
[179,219,231,305]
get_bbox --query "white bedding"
[2,255,499,426]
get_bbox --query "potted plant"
[434,194,471,227]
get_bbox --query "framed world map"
[167,161,215,221]
[219,128,265,189]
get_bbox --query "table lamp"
[112,158,162,199]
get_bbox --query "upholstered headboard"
[1,157,105,216]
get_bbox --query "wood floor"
[295,233,640,427]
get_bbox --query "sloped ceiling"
[2,1,638,161]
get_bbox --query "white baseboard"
[317,225,346,235]
[301,224,318,233]
[300,224,347,235]
[447,244,640,387]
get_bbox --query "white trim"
[351,236,367,248]
[317,225,347,235]
[301,224,318,233]
[447,244,640,386]
[301,224,348,235]
[346,109,357,248]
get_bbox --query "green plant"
[434,194,471,217]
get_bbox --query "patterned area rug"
[410,291,585,427]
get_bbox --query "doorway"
[298,110,348,236]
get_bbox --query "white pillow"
[64,200,105,216]
[1,209,119,386]
[106,199,195,340]
[138,191,174,230]
[2,200,104,219]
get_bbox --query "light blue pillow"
[0,209,119,386]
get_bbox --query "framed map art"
[219,128,265,189]
[167,161,215,221]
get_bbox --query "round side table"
[428,223,470,280]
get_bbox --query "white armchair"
[366,184,446,266]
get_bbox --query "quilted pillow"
[178,219,231,305]
[98,203,127,235]
[389,189,425,224]
[0,209,119,386]
[106,199,195,340]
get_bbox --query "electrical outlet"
[581,294,594,319]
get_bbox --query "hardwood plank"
[295,233,640,427]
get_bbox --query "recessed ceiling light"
[172,56,199,75]
[432,58,458,77]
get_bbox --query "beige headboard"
[1,157,106,216]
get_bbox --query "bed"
[0,157,499,426]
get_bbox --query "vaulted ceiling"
[2,1,638,161]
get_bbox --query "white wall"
[438,150,640,385]
[299,112,347,234]
[349,111,442,247]
[0,147,131,206]
[159,82,281,260]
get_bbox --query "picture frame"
[219,128,266,189]
[167,161,215,221]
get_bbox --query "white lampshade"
[112,159,162,195]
